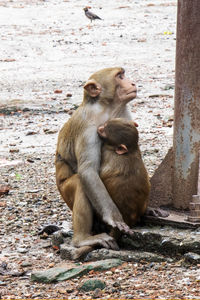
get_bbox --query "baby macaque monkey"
[98,118,150,227]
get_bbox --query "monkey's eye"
[117,72,125,80]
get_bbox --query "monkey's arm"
[76,128,132,234]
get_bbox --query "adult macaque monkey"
[56,67,136,254]
[98,118,150,227]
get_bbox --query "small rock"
[0,261,7,270]
[27,189,41,193]
[43,128,57,134]
[113,281,120,287]
[68,109,74,115]
[58,288,66,294]
[114,268,120,273]
[1,58,16,62]
[117,276,123,281]
[26,131,38,136]
[162,84,174,91]
[0,185,10,196]
[0,201,7,207]
[66,93,72,97]
[42,241,51,248]
[149,94,163,98]
[17,248,28,254]
[9,148,19,153]
[40,232,49,239]
[66,287,74,293]
[52,231,65,247]
[184,252,200,264]
[137,38,147,42]
[48,263,55,268]
[38,224,61,236]
[24,217,32,222]
[105,271,113,275]
[93,288,103,298]
[27,158,34,163]
[21,261,32,267]
[80,279,106,292]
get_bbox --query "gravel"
[1,0,199,299]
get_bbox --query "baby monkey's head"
[98,118,139,155]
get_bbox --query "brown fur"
[99,118,150,227]
[55,67,137,259]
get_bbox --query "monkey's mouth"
[127,89,137,95]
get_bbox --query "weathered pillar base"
[149,147,173,208]
[149,148,200,224]
[187,154,200,223]
[187,195,200,223]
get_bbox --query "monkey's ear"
[115,144,128,155]
[84,79,102,97]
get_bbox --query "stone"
[85,248,170,263]
[51,224,200,262]
[162,84,174,90]
[60,244,77,260]
[80,279,106,291]
[31,259,122,283]
[184,252,200,264]
[93,288,103,299]
[51,230,72,248]
[51,231,65,247]
[120,226,200,257]
[17,247,28,253]
[105,271,113,275]
[21,261,32,267]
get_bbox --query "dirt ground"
[0,0,200,299]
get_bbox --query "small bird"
[83,7,102,23]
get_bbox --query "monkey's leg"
[56,159,76,210]
[55,164,94,259]
[72,176,93,243]
[71,176,119,256]
[56,165,118,258]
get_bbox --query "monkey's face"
[114,69,137,103]
[84,67,137,105]
[98,118,139,152]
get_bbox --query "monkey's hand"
[103,210,134,236]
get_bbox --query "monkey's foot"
[72,246,93,261]
[73,233,119,251]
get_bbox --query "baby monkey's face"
[98,118,139,154]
